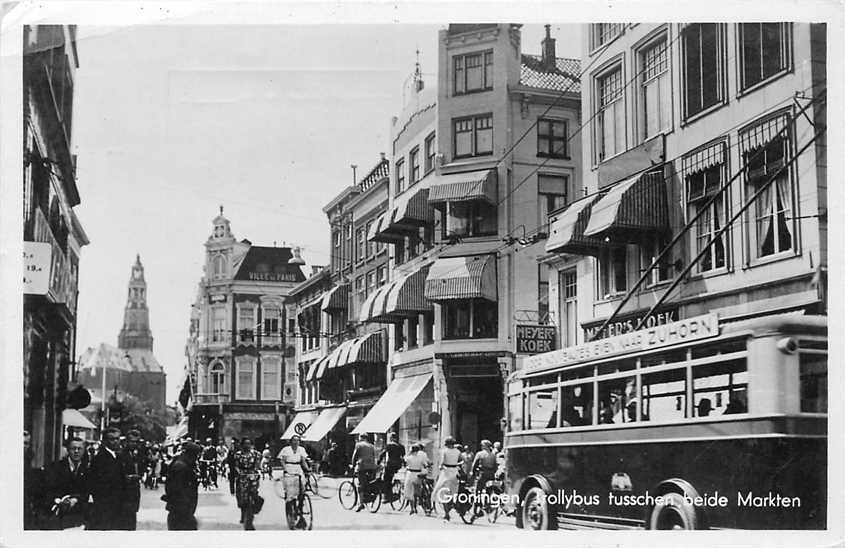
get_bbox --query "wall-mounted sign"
[24,242,51,295]
[247,272,298,282]
[209,294,227,303]
[583,307,679,341]
[515,324,556,354]
[525,313,719,372]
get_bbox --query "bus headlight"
[776,337,798,354]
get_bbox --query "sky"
[71,22,583,404]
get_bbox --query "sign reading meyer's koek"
[524,312,719,372]
[583,306,679,340]
[516,324,557,354]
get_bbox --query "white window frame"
[213,254,226,279]
[637,30,672,142]
[261,355,282,400]
[594,62,626,163]
[208,360,227,395]
[211,305,227,343]
[596,246,628,300]
[237,303,258,345]
[262,304,282,345]
[681,23,727,122]
[236,356,256,400]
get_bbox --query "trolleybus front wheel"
[522,487,554,530]
[648,492,698,530]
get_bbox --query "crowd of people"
[24,425,507,531]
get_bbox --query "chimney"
[311,265,323,276]
[542,24,556,70]
[380,152,386,162]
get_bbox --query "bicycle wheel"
[299,494,313,530]
[366,489,382,513]
[308,473,329,499]
[389,480,406,511]
[338,480,357,510]
[273,478,286,499]
[420,484,434,516]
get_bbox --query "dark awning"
[583,170,668,242]
[428,169,497,205]
[546,194,608,256]
[368,213,405,244]
[359,266,431,323]
[424,255,497,302]
[324,331,384,372]
[373,187,435,242]
[321,284,349,312]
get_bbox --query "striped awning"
[359,266,431,324]
[324,331,385,372]
[368,213,405,244]
[301,406,347,442]
[371,187,434,242]
[314,355,332,380]
[351,374,432,434]
[583,170,668,242]
[546,194,608,256]
[428,169,497,205]
[306,357,326,382]
[424,255,497,302]
[321,284,349,312]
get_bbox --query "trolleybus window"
[598,376,636,424]
[561,382,594,426]
[800,352,827,413]
[527,387,558,429]
[692,358,747,416]
[508,394,523,432]
[641,367,686,421]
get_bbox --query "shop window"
[738,23,791,92]
[443,299,498,340]
[682,23,726,120]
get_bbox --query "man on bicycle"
[377,433,405,502]
[350,433,377,512]
[278,434,310,526]
[470,440,498,499]
[199,438,218,488]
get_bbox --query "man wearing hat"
[164,441,201,530]
[119,429,144,530]
[87,427,131,530]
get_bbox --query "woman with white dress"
[403,443,430,515]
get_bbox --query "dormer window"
[213,254,226,278]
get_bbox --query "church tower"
[118,254,154,350]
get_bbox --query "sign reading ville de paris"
[247,271,298,282]
[524,313,719,372]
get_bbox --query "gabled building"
[185,209,305,448]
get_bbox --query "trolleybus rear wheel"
[649,492,698,530]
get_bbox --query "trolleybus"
[504,313,826,530]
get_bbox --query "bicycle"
[279,474,313,530]
[303,469,330,499]
[337,467,383,513]
[417,475,436,516]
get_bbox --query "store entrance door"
[451,372,503,448]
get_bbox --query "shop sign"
[583,307,679,340]
[525,313,719,372]
[24,242,51,295]
[247,272,298,282]
[515,324,556,354]
[209,294,227,304]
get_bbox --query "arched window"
[209,361,226,394]
[213,255,226,278]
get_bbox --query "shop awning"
[546,194,608,256]
[368,213,405,244]
[306,356,326,382]
[62,408,97,430]
[301,406,347,442]
[315,355,332,380]
[281,410,319,440]
[583,171,668,242]
[324,331,385,372]
[321,284,349,312]
[371,187,435,242]
[351,374,432,434]
[360,266,431,323]
[424,255,497,301]
[428,169,497,205]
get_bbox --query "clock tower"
[118,254,154,350]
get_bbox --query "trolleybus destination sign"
[524,312,719,372]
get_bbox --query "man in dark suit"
[164,441,201,530]
[119,429,144,530]
[41,437,89,529]
[86,427,129,530]
[226,438,240,496]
